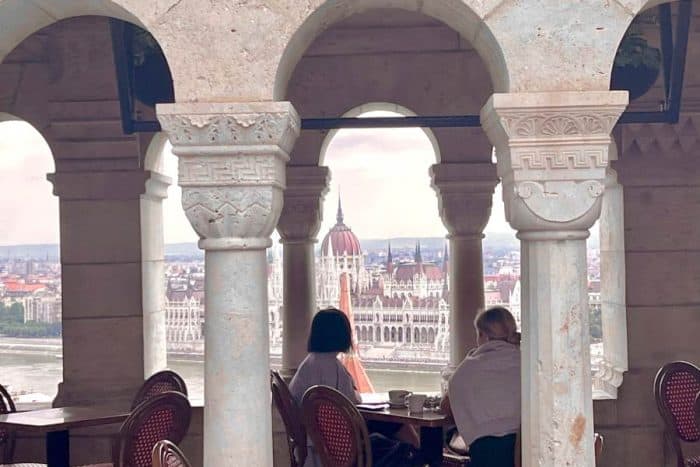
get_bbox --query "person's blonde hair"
[474,306,520,346]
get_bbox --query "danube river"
[0,352,442,403]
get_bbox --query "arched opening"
[0,11,177,415]
[279,6,507,395]
[0,114,60,406]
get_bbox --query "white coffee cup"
[388,390,411,405]
[407,393,427,413]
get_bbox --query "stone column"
[141,173,172,376]
[430,162,498,369]
[276,166,330,379]
[158,102,299,467]
[481,91,627,467]
[594,167,628,398]
[48,169,161,406]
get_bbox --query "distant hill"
[165,242,203,258]
[0,230,598,261]
[0,244,59,260]
[360,233,520,251]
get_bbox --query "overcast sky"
[0,118,514,246]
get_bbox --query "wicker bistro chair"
[654,361,700,467]
[301,386,372,467]
[271,371,307,467]
[151,440,192,467]
[131,371,188,410]
[112,391,191,467]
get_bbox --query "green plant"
[614,24,661,69]
[132,28,162,67]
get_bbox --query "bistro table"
[0,406,130,467]
[358,404,453,467]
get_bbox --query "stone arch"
[376,327,381,342]
[384,327,390,342]
[0,1,179,98]
[273,0,509,99]
[318,102,442,165]
[143,132,171,173]
[398,327,403,343]
[0,1,148,62]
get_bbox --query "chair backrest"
[654,361,700,466]
[152,439,192,467]
[271,370,307,467]
[0,383,16,464]
[115,391,191,467]
[696,391,700,431]
[301,385,372,467]
[132,370,188,410]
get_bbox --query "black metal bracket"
[112,2,691,134]
[110,19,169,134]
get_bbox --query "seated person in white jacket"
[441,306,521,467]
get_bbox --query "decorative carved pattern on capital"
[480,92,627,231]
[277,166,331,242]
[593,361,626,399]
[499,112,621,139]
[157,102,300,154]
[179,155,284,188]
[430,163,498,236]
[156,102,300,249]
[181,186,282,244]
[513,180,604,223]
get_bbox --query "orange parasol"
[338,272,374,393]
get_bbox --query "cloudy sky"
[0,117,514,246]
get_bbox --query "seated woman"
[290,307,421,467]
[289,307,361,407]
[442,306,521,467]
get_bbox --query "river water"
[0,353,441,402]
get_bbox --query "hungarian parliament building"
[164,202,525,368]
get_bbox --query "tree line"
[0,302,61,337]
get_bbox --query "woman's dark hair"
[307,308,353,353]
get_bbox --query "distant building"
[22,294,61,323]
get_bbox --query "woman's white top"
[448,340,521,447]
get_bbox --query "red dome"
[321,198,362,257]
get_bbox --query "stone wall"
[594,117,700,467]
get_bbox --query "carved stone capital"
[156,102,300,250]
[277,166,331,243]
[593,361,626,400]
[480,92,627,233]
[430,163,498,237]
